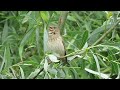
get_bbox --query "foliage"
[0,11,120,79]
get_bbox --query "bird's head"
[48,25,60,38]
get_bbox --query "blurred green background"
[0,11,120,79]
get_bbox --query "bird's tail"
[62,51,70,66]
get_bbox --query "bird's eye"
[49,26,52,29]
[49,26,53,30]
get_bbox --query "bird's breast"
[47,37,65,57]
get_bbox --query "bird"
[47,25,68,65]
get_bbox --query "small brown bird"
[47,25,67,64]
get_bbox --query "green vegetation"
[0,11,120,79]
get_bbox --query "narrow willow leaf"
[88,19,112,45]
[80,30,88,49]
[48,11,54,17]
[44,72,51,79]
[20,29,34,46]
[2,35,14,45]
[67,34,78,49]
[48,55,59,62]
[22,64,32,66]
[67,15,76,22]
[43,24,48,52]
[19,66,25,79]
[19,46,23,61]
[97,55,108,67]
[95,44,120,51]
[67,55,82,61]
[44,73,49,79]
[85,68,111,79]
[108,49,117,61]
[0,74,6,79]
[46,11,54,27]
[35,27,40,56]
[73,11,85,23]
[40,11,50,22]
[116,65,120,79]
[0,55,4,72]
[48,68,57,75]
[27,69,40,79]
[22,11,32,24]
[19,29,34,60]
[44,58,48,72]
[9,67,17,79]
[2,21,8,44]
[82,42,88,49]
[58,69,65,78]
[4,45,11,69]
[91,50,101,78]
[62,68,71,79]
[69,68,78,79]
[107,52,118,76]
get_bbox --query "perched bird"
[47,25,67,64]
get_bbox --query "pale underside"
[47,37,65,57]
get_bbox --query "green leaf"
[0,55,4,72]
[85,68,110,79]
[9,67,17,79]
[48,68,57,75]
[108,49,117,60]
[20,29,34,46]
[40,11,49,22]
[2,21,8,44]
[19,46,23,61]
[67,55,82,61]
[108,50,118,76]
[57,69,65,78]
[19,29,34,61]
[94,44,120,51]
[69,68,79,79]
[44,58,48,72]
[35,27,40,56]
[19,66,25,79]
[80,30,88,49]
[91,50,101,78]
[22,11,32,24]
[88,19,112,45]
[48,55,60,62]
[4,45,11,69]
[43,24,48,52]
[27,69,40,79]
[67,15,76,22]
[67,34,78,50]
[73,11,85,23]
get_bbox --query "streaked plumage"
[47,25,67,64]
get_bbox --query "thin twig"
[33,68,44,79]
[92,20,120,46]
[32,60,52,79]
[59,49,86,59]
[58,11,69,34]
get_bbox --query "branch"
[32,61,52,79]
[59,49,86,59]
[58,11,69,34]
[32,68,44,79]
[92,20,120,46]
